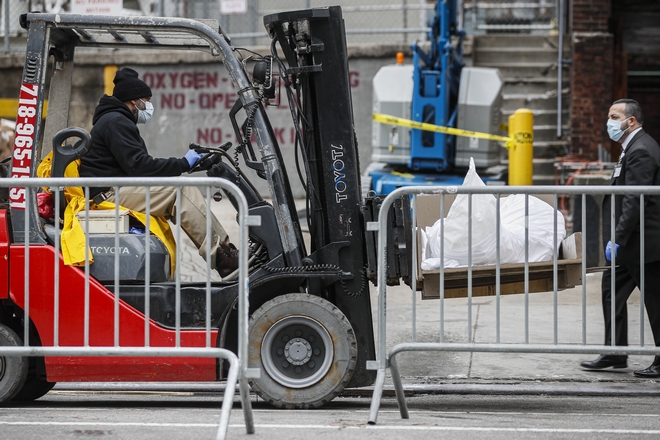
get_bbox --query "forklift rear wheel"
[248,293,357,408]
[12,368,56,402]
[0,325,29,403]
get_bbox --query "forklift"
[0,7,413,407]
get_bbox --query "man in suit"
[580,99,660,377]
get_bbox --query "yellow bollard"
[508,108,534,186]
[104,65,119,97]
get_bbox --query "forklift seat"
[40,127,172,282]
[50,127,92,220]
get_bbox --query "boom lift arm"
[409,0,465,172]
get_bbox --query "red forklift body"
[0,211,9,300]
[9,243,217,382]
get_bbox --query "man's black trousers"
[601,260,660,347]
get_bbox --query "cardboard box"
[76,209,130,234]
[416,194,582,300]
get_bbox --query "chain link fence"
[2,1,557,54]
[138,0,436,46]
[1,0,27,50]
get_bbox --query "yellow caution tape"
[390,170,415,178]
[373,113,515,149]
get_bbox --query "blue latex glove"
[184,150,204,168]
[605,241,620,261]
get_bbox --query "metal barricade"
[368,185,660,424]
[0,176,256,440]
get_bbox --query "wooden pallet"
[420,254,582,300]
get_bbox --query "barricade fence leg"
[389,354,409,419]
[368,367,387,425]
[239,371,255,434]
[216,353,239,440]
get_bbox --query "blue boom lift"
[368,0,504,194]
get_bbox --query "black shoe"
[633,364,660,378]
[634,357,660,378]
[215,242,239,278]
[580,355,628,370]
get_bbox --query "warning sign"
[71,0,123,15]
[220,0,247,14]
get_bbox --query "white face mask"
[137,99,154,124]
[606,117,630,142]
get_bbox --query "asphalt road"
[1,390,660,439]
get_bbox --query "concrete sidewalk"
[380,274,660,390]
[181,197,660,393]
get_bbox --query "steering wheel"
[187,141,232,174]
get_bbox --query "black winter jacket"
[79,95,190,196]
[602,129,660,264]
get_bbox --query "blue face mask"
[607,117,630,142]
[137,99,154,124]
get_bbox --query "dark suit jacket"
[602,128,660,264]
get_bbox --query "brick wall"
[570,33,614,158]
[570,0,613,159]
[572,0,611,33]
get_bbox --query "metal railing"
[463,0,557,33]
[0,176,256,440]
[367,184,660,424]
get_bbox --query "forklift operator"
[78,68,239,278]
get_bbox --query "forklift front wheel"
[248,293,357,408]
[0,325,29,403]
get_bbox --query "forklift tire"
[248,293,357,409]
[12,374,56,402]
[0,325,29,403]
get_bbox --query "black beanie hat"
[112,68,152,102]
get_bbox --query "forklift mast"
[264,7,376,387]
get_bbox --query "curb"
[53,380,660,397]
[342,382,660,397]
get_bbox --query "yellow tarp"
[37,152,176,274]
